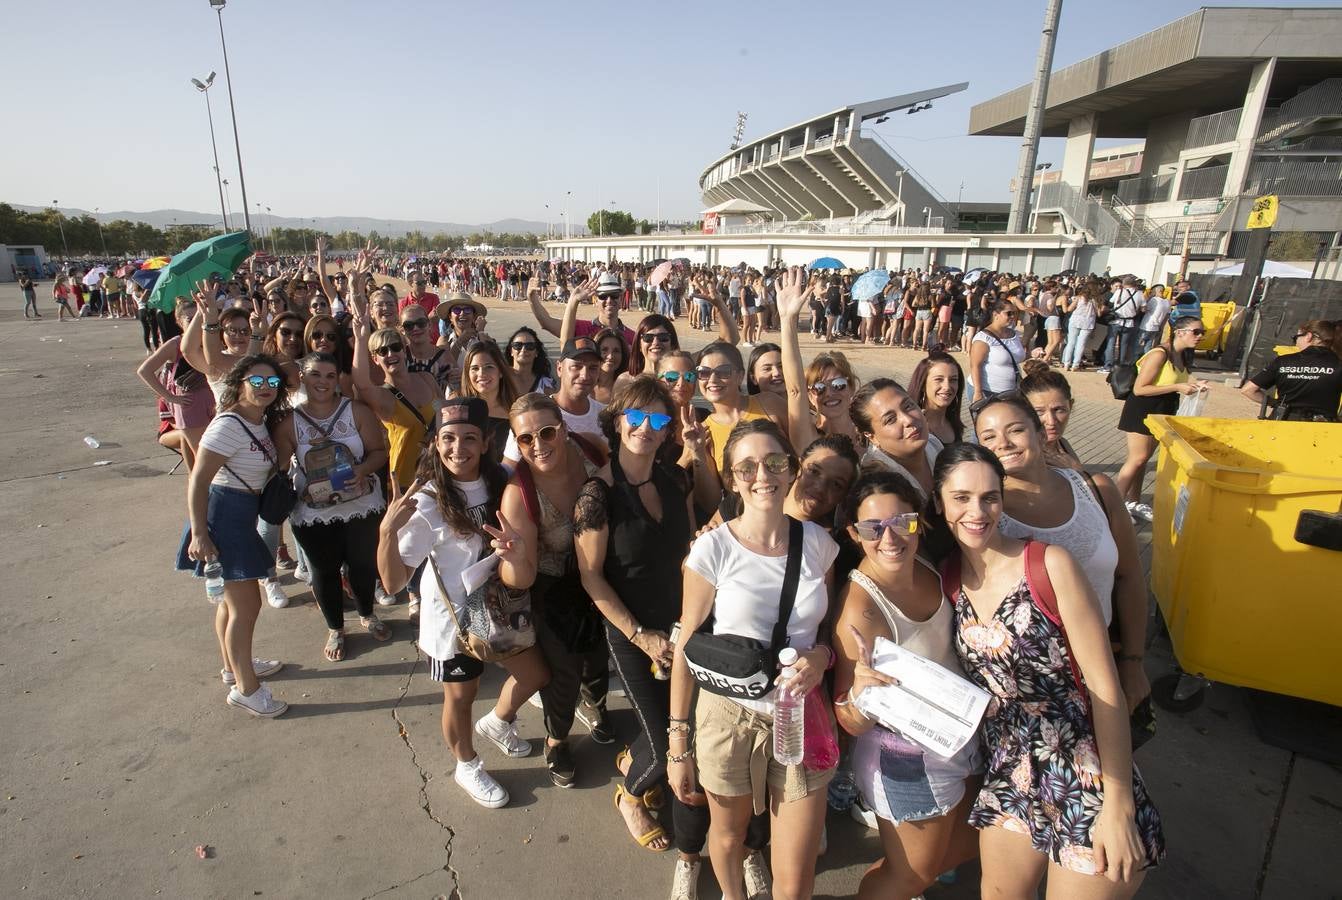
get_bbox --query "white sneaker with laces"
[263,579,289,609]
[294,563,310,584]
[475,712,533,758]
[743,850,772,899]
[221,658,283,685]
[670,857,700,900]
[374,583,396,606]
[226,683,288,718]
[454,756,509,808]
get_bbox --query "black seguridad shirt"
[1251,346,1342,419]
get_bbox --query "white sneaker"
[454,756,509,808]
[474,711,533,758]
[670,857,700,900]
[226,683,288,718]
[263,579,289,609]
[527,692,544,710]
[221,658,283,685]
[294,563,310,584]
[743,850,771,899]
[1132,501,1154,522]
[375,583,396,606]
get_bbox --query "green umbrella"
[147,231,252,312]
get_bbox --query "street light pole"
[564,190,572,239]
[209,0,252,236]
[94,207,107,255]
[222,179,233,228]
[265,206,276,255]
[191,72,229,231]
[52,201,69,258]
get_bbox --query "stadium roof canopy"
[968,6,1342,138]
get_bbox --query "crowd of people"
[105,241,1342,900]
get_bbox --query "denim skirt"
[176,485,274,581]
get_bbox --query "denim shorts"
[1045,315,1062,331]
[176,485,275,582]
[852,725,978,824]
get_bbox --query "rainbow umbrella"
[140,256,171,270]
[147,231,251,312]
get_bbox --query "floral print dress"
[952,572,1166,875]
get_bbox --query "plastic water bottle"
[773,648,805,766]
[83,435,100,449]
[203,559,225,603]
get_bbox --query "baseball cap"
[437,397,490,433]
[560,336,601,361]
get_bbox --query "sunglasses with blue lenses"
[622,409,672,431]
[245,375,284,389]
[658,370,698,385]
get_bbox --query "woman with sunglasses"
[1115,316,1209,523]
[574,378,701,864]
[908,348,965,456]
[1241,319,1342,422]
[697,342,789,485]
[618,314,681,390]
[504,325,556,398]
[136,296,218,471]
[273,353,390,662]
[776,268,862,454]
[967,297,1026,409]
[458,340,519,464]
[499,393,609,790]
[669,418,838,900]
[973,393,1151,719]
[653,351,722,515]
[262,312,307,369]
[304,314,355,397]
[377,398,549,810]
[933,443,1164,897]
[179,355,292,718]
[183,293,265,401]
[833,471,982,900]
[401,303,453,392]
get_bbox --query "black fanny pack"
[683,517,803,700]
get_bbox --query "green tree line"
[0,203,543,258]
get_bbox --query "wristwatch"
[203,323,221,332]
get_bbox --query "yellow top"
[705,395,770,473]
[1140,347,1188,388]
[384,390,436,487]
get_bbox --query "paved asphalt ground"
[1,280,1338,899]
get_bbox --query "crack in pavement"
[372,651,463,900]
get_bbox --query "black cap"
[437,397,490,433]
[560,336,601,361]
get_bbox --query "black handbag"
[1107,360,1139,400]
[683,517,804,700]
[222,414,298,525]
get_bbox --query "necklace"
[737,526,787,550]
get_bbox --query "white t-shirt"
[201,413,276,491]
[685,519,839,714]
[397,479,491,662]
[971,330,1026,395]
[502,396,605,461]
[1139,295,1170,333]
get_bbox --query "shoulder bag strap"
[1022,541,1084,693]
[769,517,806,656]
[984,331,1023,385]
[848,570,900,644]
[295,399,350,441]
[511,461,541,525]
[1080,471,1110,521]
[428,554,470,636]
[388,386,431,430]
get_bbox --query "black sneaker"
[545,741,576,788]
[575,705,615,744]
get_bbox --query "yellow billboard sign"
[1246,194,1278,230]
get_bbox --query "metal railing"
[1185,109,1242,148]
[1033,181,1119,245]
[1170,221,1223,255]
[1257,78,1342,145]
[1245,158,1342,197]
[1115,173,1174,205]
[1177,164,1229,200]
[857,130,949,206]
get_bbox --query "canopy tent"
[700,198,774,215]
[1207,260,1312,279]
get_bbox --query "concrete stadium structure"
[971,5,1342,257]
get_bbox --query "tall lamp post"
[93,207,107,255]
[208,0,251,236]
[52,201,69,258]
[564,190,572,239]
[190,72,230,231]
[222,179,233,228]
[265,206,276,255]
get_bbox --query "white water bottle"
[203,559,225,602]
[773,647,805,766]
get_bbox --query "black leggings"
[139,308,155,350]
[607,625,768,855]
[533,573,609,741]
[291,512,382,630]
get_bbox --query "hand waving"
[774,266,810,321]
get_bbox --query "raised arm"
[314,234,338,304]
[527,273,563,337]
[349,302,392,419]
[558,276,599,347]
[776,266,822,453]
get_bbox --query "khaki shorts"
[694,689,834,815]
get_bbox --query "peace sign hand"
[679,406,706,453]
[847,624,899,703]
[379,474,424,539]
[249,297,265,334]
[481,509,524,563]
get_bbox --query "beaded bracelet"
[666,748,695,764]
[667,722,691,736]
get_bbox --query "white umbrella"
[82,266,108,286]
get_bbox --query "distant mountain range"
[10,204,576,237]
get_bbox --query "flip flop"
[324,630,345,662]
[361,615,392,642]
[614,785,668,852]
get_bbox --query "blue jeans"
[1063,325,1092,368]
[1136,329,1161,357]
[1106,324,1138,367]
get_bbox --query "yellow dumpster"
[1146,415,1342,707]
[1194,301,1236,357]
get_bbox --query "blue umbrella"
[808,257,843,270]
[130,269,161,290]
[851,269,891,303]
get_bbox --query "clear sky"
[3,0,1332,226]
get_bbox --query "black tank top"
[603,453,692,632]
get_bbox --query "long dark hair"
[218,353,291,432]
[908,350,965,441]
[923,441,1007,548]
[507,325,552,381]
[414,425,510,539]
[627,315,679,376]
[746,342,782,394]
